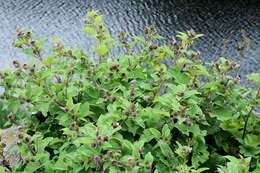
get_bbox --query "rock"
[0,127,20,169]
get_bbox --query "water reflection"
[0,0,259,74]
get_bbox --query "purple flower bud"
[91,143,97,148]
[128,157,134,162]
[111,160,117,165]
[93,156,102,162]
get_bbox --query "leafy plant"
[0,10,259,173]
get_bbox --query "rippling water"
[0,0,260,74]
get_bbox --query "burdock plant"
[0,10,259,173]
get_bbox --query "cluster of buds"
[123,103,137,117]
[0,72,7,78]
[22,64,36,75]
[15,30,43,60]
[110,64,120,71]
[107,64,120,79]
[101,89,117,103]
[69,121,79,131]
[191,51,201,60]
[144,26,157,37]
[170,107,187,118]
[15,30,32,48]
[17,126,31,144]
[12,60,21,69]
[30,41,42,58]
[149,44,158,51]
[0,142,6,151]
[187,29,196,38]
[118,31,128,45]
[7,113,16,123]
[126,156,138,167]
[53,42,66,56]
[156,66,165,78]
[170,38,180,50]
[211,59,237,74]
[91,130,110,149]
[129,86,135,99]
[87,67,96,77]
[96,25,109,41]
[103,149,122,166]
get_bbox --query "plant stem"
[242,87,260,139]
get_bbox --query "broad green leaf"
[162,124,171,139]
[24,162,41,173]
[145,152,154,163]
[158,140,173,157]
[53,159,68,171]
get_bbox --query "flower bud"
[103,136,109,142]
[149,44,158,50]
[91,143,97,148]
[184,119,192,126]
[18,133,24,139]
[8,114,16,121]
[93,155,102,162]
[0,143,6,148]
[111,160,117,165]
[23,136,31,144]
[112,122,119,129]
[18,125,24,132]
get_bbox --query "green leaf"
[79,102,91,118]
[53,158,68,171]
[145,152,154,163]
[162,124,171,139]
[22,48,34,57]
[210,109,234,121]
[140,128,161,143]
[37,102,50,117]
[83,27,95,34]
[94,43,109,56]
[24,162,41,173]
[158,140,173,157]
[35,137,53,153]
[171,68,190,84]
[43,56,54,66]
[217,156,251,173]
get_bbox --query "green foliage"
[0,10,259,172]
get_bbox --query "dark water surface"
[0,0,260,74]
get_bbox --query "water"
[0,0,260,74]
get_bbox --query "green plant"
[0,10,259,173]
